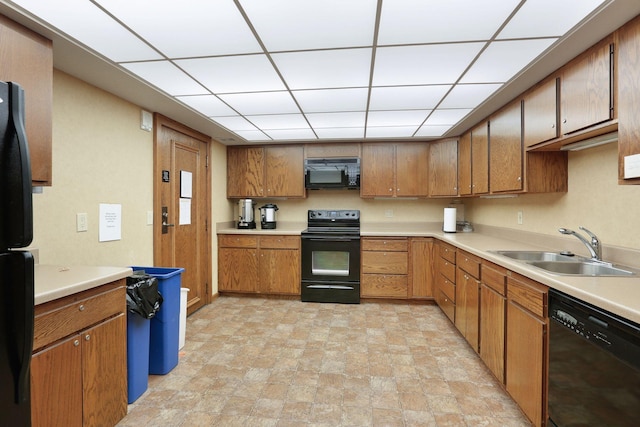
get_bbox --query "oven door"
[301,235,360,283]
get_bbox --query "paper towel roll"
[443,207,457,233]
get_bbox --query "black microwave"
[304,158,360,190]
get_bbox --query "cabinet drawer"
[507,275,548,318]
[437,274,456,302]
[439,243,457,263]
[260,235,299,249]
[437,256,456,283]
[458,251,480,278]
[34,286,125,351]
[219,234,258,248]
[362,251,408,274]
[481,262,507,296]
[361,274,408,298]
[362,238,408,252]
[436,289,455,323]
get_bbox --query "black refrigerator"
[0,81,35,426]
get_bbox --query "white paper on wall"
[180,170,193,198]
[179,198,191,225]
[99,203,122,242]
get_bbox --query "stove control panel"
[308,210,360,221]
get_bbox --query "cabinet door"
[395,143,429,197]
[506,301,546,427]
[523,78,559,147]
[227,146,265,198]
[490,101,523,193]
[31,335,83,427]
[456,269,479,352]
[429,138,458,196]
[82,314,127,427]
[410,238,433,298]
[361,144,395,197]
[458,132,472,196]
[218,248,259,292]
[471,122,489,194]
[480,284,506,384]
[265,146,305,198]
[0,16,53,186]
[561,37,613,134]
[260,248,300,295]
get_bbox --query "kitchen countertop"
[34,264,132,305]
[216,221,306,235]
[217,220,640,324]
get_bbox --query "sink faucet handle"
[578,226,602,259]
[578,226,598,242]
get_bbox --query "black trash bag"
[126,273,163,319]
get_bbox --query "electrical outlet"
[517,211,523,225]
[76,213,88,232]
[385,209,394,218]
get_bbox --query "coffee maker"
[237,199,256,229]
[259,204,279,229]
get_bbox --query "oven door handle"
[306,284,355,290]
[305,237,359,242]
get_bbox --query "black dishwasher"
[548,289,640,426]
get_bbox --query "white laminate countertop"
[216,221,306,235]
[216,220,640,324]
[34,264,133,305]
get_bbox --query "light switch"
[77,213,88,232]
[147,211,153,225]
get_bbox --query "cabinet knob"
[78,305,85,312]
[563,118,567,124]
[397,188,400,192]
[389,188,393,192]
[85,334,91,341]
[74,340,80,347]
[551,124,555,128]
[517,177,521,181]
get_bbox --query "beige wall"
[31,70,155,266]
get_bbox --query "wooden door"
[31,335,83,427]
[265,146,305,197]
[429,138,458,196]
[227,146,265,198]
[82,314,127,427]
[409,238,433,298]
[458,132,472,196]
[471,123,489,194]
[480,284,506,384]
[523,77,559,147]
[260,248,300,294]
[154,114,211,315]
[361,144,395,197]
[395,143,429,197]
[490,101,523,193]
[218,248,258,292]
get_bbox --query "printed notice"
[99,203,122,242]
[624,154,640,179]
[179,198,191,225]
[180,170,193,198]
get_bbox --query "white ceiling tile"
[306,112,366,128]
[424,109,472,125]
[95,0,261,57]
[218,92,299,115]
[14,0,161,62]
[264,129,318,140]
[366,126,418,138]
[239,0,377,51]
[122,61,207,95]
[373,44,485,86]
[461,39,557,83]
[439,84,503,108]
[367,110,430,127]
[499,0,606,39]
[314,127,366,139]
[272,49,372,90]
[378,0,521,44]
[211,116,258,132]
[176,55,285,93]
[176,95,236,116]
[235,130,271,141]
[293,88,369,113]
[369,85,450,110]
[415,125,453,137]
[246,114,310,130]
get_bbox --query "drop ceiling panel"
[121,61,207,96]
[218,91,300,116]
[369,85,451,110]
[306,112,367,128]
[210,116,259,132]
[264,128,317,140]
[368,110,430,127]
[439,84,503,108]
[292,88,369,113]
[246,114,310,130]
[176,95,237,116]
[424,109,473,125]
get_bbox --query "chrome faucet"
[558,227,602,261]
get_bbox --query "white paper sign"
[180,170,193,198]
[624,153,640,179]
[179,198,191,225]
[99,203,122,242]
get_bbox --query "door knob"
[162,206,174,234]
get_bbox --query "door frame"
[153,113,212,309]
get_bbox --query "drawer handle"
[85,334,91,341]
[78,305,85,312]
[74,340,80,347]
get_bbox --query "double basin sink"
[491,250,637,277]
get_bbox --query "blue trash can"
[131,266,185,375]
[127,311,150,403]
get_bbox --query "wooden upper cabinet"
[490,101,523,193]
[617,15,640,184]
[458,132,472,196]
[523,77,559,148]
[0,15,53,186]
[429,138,458,197]
[560,35,614,135]
[471,122,489,195]
[361,143,428,198]
[227,145,304,198]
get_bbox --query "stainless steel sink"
[492,250,580,262]
[527,261,636,277]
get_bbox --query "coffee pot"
[237,199,256,229]
[259,204,279,229]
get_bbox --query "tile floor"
[117,296,531,426]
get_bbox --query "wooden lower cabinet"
[31,282,127,427]
[361,237,408,298]
[409,238,434,298]
[479,262,507,384]
[218,234,300,295]
[434,241,456,322]
[506,273,549,427]
[455,251,481,352]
